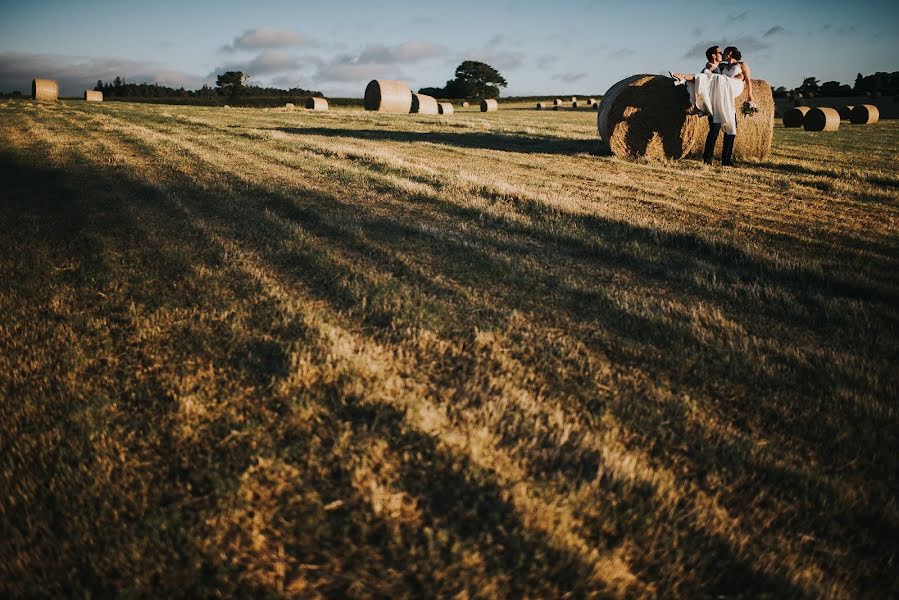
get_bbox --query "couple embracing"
[671,46,755,166]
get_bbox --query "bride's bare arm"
[741,63,754,101]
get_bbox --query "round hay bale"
[480,99,498,112]
[571,96,577,103]
[803,107,840,131]
[553,98,562,106]
[306,97,328,111]
[83,90,103,102]
[437,102,454,115]
[411,93,439,114]
[223,104,231,109]
[536,102,546,110]
[783,106,810,127]
[838,105,854,120]
[850,104,879,124]
[364,80,412,113]
[598,74,774,161]
[32,78,58,101]
[462,101,469,108]
[572,100,580,108]
[587,98,596,106]
[284,102,295,110]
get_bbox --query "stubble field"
[1,99,897,597]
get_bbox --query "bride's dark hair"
[724,46,742,61]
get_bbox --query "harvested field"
[1,99,897,598]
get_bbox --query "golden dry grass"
[1,99,897,598]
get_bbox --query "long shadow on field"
[4,133,897,596]
[134,143,897,594]
[275,126,599,155]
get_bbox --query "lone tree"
[216,71,248,95]
[420,61,508,99]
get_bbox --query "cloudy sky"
[2,0,897,96]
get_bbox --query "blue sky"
[1,0,897,96]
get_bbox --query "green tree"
[216,71,248,95]
[799,77,819,92]
[451,61,507,99]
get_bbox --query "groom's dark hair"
[705,46,719,62]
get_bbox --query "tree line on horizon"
[772,72,899,98]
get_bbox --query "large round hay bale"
[850,104,879,124]
[411,93,439,114]
[480,99,498,112]
[32,78,58,101]
[364,80,412,113]
[598,74,774,161]
[553,99,562,106]
[306,97,328,111]
[437,102,454,115]
[803,107,840,131]
[838,105,854,120]
[536,102,546,110]
[783,106,810,127]
[462,101,469,108]
[83,90,103,102]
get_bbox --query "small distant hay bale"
[598,74,774,161]
[32,78,58,101]
[306,97,328,111]
[838,105,854,120]
[84,90,103,102]
[364,79,412,113]
[803,107,840,131]
[223,104,231,109]
[586,98,596,106]
[438,102,454,115]
[850,104,879,124]
[480,99,498,112]
[411,93,439,114]
[284,102,295,110]
[571,96,577,103]
[536,102,546,110]
[462,101,469,107]
[572,100,580,108]
[783,106,809,127]
[553,98,562,106]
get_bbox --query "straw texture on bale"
[783,106,810,127]
[364,80,412,113]
[305,97,328,111]
[83,90,103,102]
[462,101,469,108]
[536,102,546,110]
[850,104,879,124]
[480,99,498,112]
[803,107,840,131]
[32,79,58,101]
[553,99,562,106]
[411,93,439,114]
[838,105,854,120]
[598,74,774,161]
[437,102,454,115]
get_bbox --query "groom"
[702,46,736,166]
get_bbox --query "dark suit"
[702,62,737,165]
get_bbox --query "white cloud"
[357,41,447,64]
[552,72,587,83]
[221,28,316,52]
[0,52,204,94]
[212,50,304,78]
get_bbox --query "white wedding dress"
[686,62,744,135]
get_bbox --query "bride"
[671,47,753,134]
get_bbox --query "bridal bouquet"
[741,101,760,116]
